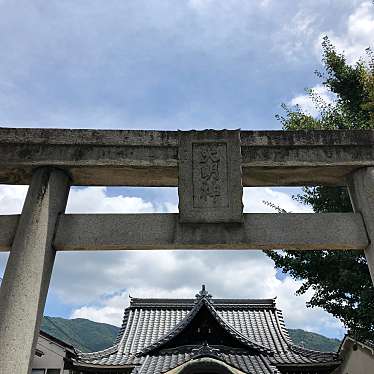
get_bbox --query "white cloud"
[67,186,181,213]
[71,287,193,324]
[66,187,156,213]
[288,84,336,117]
[63,186,311,215]
[244,187,312,213]
[69,250,343,338]
[0,185,28,214]
[0,185,169,214]
[316,1,374,64]
[271,7,320,63]
[72,302,124,326]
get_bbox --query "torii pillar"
[0,168,70,374]
[348,167,374,285]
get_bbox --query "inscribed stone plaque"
[178,130,243,223]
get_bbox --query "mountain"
[288,329,341,352]
[41,316,341,353]
[41,316,120,352]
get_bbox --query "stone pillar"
[0,168,70,374]
[347,167,374,286]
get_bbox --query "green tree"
[266,37,374,340]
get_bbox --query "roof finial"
[195,284,212,301]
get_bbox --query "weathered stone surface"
[0,215,18,250]
[1,128,374,186]
[0,168,70,374]
[347,167,374,285]
[45,213,371,250]
[0,213,367,251]
[178,130,243,223]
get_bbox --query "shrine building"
[67,286,341,374]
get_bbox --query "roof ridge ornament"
[191,341,220,358]
[195,284,212,302]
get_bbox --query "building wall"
[32,335,71,374]
[338,344,374,374]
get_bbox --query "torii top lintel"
[0,127,374,187]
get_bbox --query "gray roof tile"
[75,294,340,373]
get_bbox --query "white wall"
[339,343,374,374]
[32,335,70,374]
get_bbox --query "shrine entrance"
[0,128,374,373]
[177,359,235,373]
[181,368,232,374]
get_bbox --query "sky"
[0,0,373,340]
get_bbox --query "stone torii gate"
[0,128,374,373]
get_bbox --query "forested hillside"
[41,316,120,352]
[288,329,340,352]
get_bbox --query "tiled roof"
[75,290,340,373]
[139,298,273,356]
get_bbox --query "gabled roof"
[76,286,340,373]
[138,297,273,356]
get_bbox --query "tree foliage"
[266,37,374,340]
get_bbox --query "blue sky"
[1,0,368,130]
[0,0,373,340]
